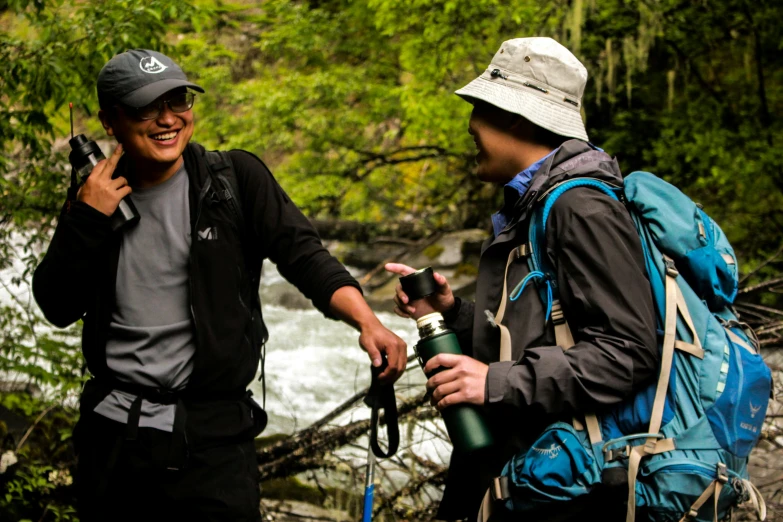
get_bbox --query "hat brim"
[455,77,588,142]
[120,78,205,108]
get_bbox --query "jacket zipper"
[641,458,722,479]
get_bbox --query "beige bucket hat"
[455,37,589,142]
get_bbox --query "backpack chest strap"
[494,245,528,362]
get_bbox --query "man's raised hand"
[77,144,130,216]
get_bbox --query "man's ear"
[509,115,535,140]
[508,115,526,131]
[98,109,115,137]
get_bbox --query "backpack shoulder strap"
[529,177,620,274]
[204,149,270,407]
[204,150,244,236]
[526,180,620,448]
[525,178,620,350]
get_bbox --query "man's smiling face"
[100,88,194,170]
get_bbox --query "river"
[251,260,423,435]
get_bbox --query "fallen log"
[257,393,429,481]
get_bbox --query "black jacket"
[33,142,359,403]
[438,140,659,519]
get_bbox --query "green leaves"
[2,0,782,400]
[5,0,776,256]
[0,393,78,522]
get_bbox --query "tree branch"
[740,242,783,285]
[16,403,59,452]
[742,1,772,134]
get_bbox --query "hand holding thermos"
[385,264,493,453]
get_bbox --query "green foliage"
[183,0,559,227]
[175,0,783,274]
[0,301,84,396]
[2,463,77,522]
[575,0,783,282]
[6,0,780,260]
[0,393,79,521]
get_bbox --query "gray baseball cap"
[455,38,589,142]
[97,49,204,109]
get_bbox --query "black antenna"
[69,102,74,139]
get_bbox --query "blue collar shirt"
[491,150,556,237]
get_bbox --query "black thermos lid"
[399,267,438,301]
[68,134,103,170]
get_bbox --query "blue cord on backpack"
[509,271,553,322]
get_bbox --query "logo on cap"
[139,56,168,74]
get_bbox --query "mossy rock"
[422,244,445,259]
[454,262,478,277]
[260,477,324,505]
[260,476,364,519]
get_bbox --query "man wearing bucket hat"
[387,38,658,520]
[33,49,407,521]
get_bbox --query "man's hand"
[424,353,488,409]
[77,144,129,216]
[329,286,408,384]
[358,320,408,383]
[384,263,455,320]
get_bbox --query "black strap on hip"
[363,356,399,459]
[109,380,188,471]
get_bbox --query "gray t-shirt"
[93,163,195,431]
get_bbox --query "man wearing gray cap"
[387,38,658,520]
[33,49,407,521]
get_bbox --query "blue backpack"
[482,172,772,522]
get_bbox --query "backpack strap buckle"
[605,445,630,462]
[491,476,510,501]
[550,300,566,326]
[663,256,679,278]
[513,243,531,259]
[716,462,728,484]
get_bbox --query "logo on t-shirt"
[198,227,218,241]
[139,56,168,74]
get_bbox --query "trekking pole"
[362,355,399,522]
[362,444,376,522]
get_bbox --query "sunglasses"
[127,92,196,121]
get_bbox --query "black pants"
[74,412,261,522]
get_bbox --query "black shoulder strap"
[204,150,244,236]
[204,149,269,408]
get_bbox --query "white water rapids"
[250,261,423,435]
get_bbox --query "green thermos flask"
[400,268,494,454]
